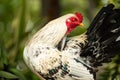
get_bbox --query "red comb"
[75,12,83,22]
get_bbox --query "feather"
[59,34,95,80]
[80,4,120,67]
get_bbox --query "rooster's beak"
[79,23,84,28]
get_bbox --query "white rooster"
[24,4,120,80]
[23,12,91,80]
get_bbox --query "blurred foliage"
[0,0,120,80]
[100,54,120,80]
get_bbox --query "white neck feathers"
[28,14,75,46]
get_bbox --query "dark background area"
[0,0,120,80]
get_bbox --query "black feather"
[80,4,120,67]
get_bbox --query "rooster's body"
[23,4,120,80]
[24,13,90,80]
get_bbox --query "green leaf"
[10,68,27,80]
[0,71,18,79]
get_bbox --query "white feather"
[27,14,75,46]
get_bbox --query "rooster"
[23,12,86,80]
[23,4,120,80]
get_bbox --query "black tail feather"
[87,4,114,34]
[80,4,120,67]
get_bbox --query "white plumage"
[24,4,120,80]
[23,13,94,80]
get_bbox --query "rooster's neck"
[29,21,67,46]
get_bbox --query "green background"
[0,0,120,80]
